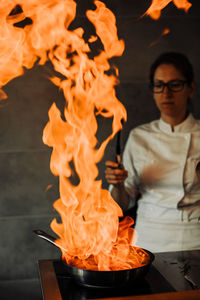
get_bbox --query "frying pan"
[34,229,154,288]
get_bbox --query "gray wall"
[0,0,200,299]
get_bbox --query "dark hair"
[149,52,194,86]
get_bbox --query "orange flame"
[42,0,148,271]
[0,0,76,98]
[144,0,192,20]
[149,28,170,47]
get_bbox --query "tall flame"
[42,0,144,271]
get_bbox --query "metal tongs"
[180,261,199,290]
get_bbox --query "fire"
[0,0,192,271]
[144,0,192,20]
[149,28,170,47]
[0,0,76,99]
[42,0,147,271]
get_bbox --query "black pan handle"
[33,229,57,246]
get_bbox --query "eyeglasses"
[151,80,188,93]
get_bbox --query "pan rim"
[62,247,155,273]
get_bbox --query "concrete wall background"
[0,0,200,299]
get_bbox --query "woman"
[105,52,200,253]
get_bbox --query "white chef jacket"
[123,113,200,252]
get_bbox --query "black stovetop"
[39,250,200,300]
[53,260,175,300]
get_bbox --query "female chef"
[105,52,200,252]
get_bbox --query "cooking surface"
[53,261,174,299]
[38,250,200,300]
[153,249,200,291]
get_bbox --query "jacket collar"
[159,113,196,133]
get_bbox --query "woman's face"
[153,64,195,122]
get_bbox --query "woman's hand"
[105,160,128,185]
